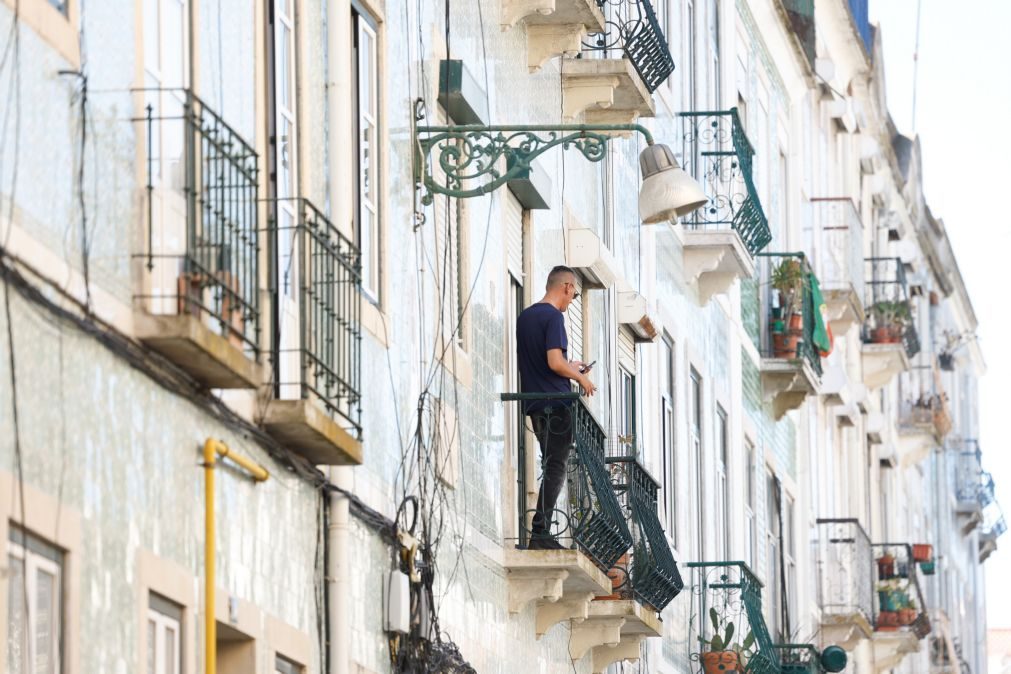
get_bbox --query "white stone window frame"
[352,2,381,303]
[146,599,182,674]
[7,531,63,674]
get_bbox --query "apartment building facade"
[0,0,1002,673]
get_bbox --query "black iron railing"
[583,0,675,93]
[604,451,683,609]
[677,110,772,256]
[273,199,362,437]
[140,89,260,355]
[500,393,632,569]
[863,257,919,358]
[872,543,931,639]
[815,518,873,627]
[758,253,824,377]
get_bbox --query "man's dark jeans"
[529,405,573,540]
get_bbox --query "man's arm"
[547,348,596,396]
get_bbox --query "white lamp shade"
[638,144,709,224]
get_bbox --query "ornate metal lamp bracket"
[413,123,654,205]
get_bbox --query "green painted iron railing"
[773,644,820,674]
[139,88,261,355]
[863,257,920,358]
[605,452,683,609]
[583,0,675,93]
[872,543,931,639]
[780,0,816,68]
[686,561,780,674]
[500,393,632,569]
[678,109,772,256]
[757,253,824,377]
[271,198,362,437]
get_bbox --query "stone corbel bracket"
[591,635,645,673]
[569,616,626,661]
[861,343,910,389]
[680,230,756,306]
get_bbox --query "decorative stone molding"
[861,342,910,389]
[680,230,756,306]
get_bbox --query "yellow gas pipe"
[203,438,269,674]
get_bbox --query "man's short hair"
[546,265,577,289]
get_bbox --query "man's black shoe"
[527,536,566,550]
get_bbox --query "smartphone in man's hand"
[579,360,596,373]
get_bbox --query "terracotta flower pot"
[773,332,801,358]
[877,554,895,579]
[898,608,917,626]
[788,314,803,331]
[912,544,933,562]
[594,553,630,601]
[702,651,741,674]
[876,611,899,631]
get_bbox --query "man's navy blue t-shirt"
[517,302,571,414]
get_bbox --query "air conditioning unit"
[859,135,881,174]
[617,290,658,342]
[825,98,856,133]
[566,228,618,289]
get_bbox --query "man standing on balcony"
[517,265,596,550]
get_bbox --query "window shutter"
[503,190,524,280]
[618,326,636,372]
[567,275,584,361]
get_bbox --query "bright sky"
[869,0,1011,630]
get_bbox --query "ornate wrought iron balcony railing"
[815,518,873,628]
[677,110,772,256]
[757,253,824,377]
[139,88,261,355]
[863,257,920,358]
[604,450,683,610]
[774,644,822,674]
[685,561,780,674]
[810,198,864,299]
[952,440,987,509]
[871,543,931,639]
[898,364,951,438]
[780,0,816,68]
[500,393,632,569]
[271,198,362,437]
[582,0,675,93]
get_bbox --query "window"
[765,472,782,640]
[352,4,380,300]
[618,367,636,454]
[690,369,704,555]
[275,655,302,674]
[715,406,729,561]
[7,526,63,674]
[147,594,182,674]
[660,337,677,543]
[784,494,797,633]
[685,0,697,115]
[744,440,757,568]
[708,0,720,108]
[272,0,299,298]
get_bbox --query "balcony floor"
[262,398,363,465]
[135,312,262,389]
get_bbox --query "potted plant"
[869,301,901,343]
[919,560,936,575]
[912,544,933,563]
[897,594,918,626]
[876,610,899,631]
[771,259,805,358]
[700,608,747,673]
[938,351,954,371]
[877,552,896,579]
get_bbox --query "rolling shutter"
[503,190,524,280]
[618,326,636,372]
[567,275,584,362]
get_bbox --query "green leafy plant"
[771,258,805,321]
[704,607,735,651]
